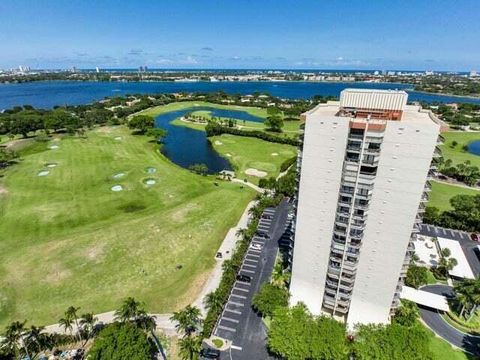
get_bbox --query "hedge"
[205,123,300,146]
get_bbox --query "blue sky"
[0,0,479,71]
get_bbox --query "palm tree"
[394,300,419,326]
[454,278,480,319]
[178,335,202,360]
[203,291,223,313]
[3,321,30,359]
[58,317,73,337]
[170,305,202,335]
[115,297,145,323]
[25,325,54,356]
[79,312,98,344]
[65,306,81,342]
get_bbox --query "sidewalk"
[231,178,265,193]
[192,201,256,314]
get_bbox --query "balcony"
[437,134,445,144]
[433,146,442,158]
[424,181,432,192]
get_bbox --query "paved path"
[433,178,480,191]
[192,201,256,314]
[419,285,480,356]
[232,178,265,193]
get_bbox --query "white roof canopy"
[400,286,449,311]
[437,237,475,279]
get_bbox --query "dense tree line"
[205,122,299,146]
[424,194,480,232]
[439,158,480,186]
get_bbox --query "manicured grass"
[139,101,268,119]
[440,131,480,167]
[0,126,254,327]
[428,180,480,211]
[426,328,471,360]
[210,134,296,184]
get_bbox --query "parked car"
[256,231,270,239]
[216,252,222,258]
[470,233,479,242]
[250,243,262,250]
[236,274,252,283]
[200,347,221,359]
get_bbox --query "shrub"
[252,283,289,317]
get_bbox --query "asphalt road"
[212,199,290,360]
[419,284,480,356]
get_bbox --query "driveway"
[213,199,291,360]
[419,284,480,356]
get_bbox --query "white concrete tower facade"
[289,89,442,328]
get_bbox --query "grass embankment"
[426,328,472,360]
[0,126,254,327]
[428,180,480,211]
[440,131,480,167]
[210,134,296,184]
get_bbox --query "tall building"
[289,89,443,328]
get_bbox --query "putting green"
[0,126,254,327]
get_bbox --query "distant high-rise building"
[290,89,443,328]
[96,67,100,73]
[470,70,478,78]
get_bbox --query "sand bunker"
[37,170,50,177]
[0,186,8,196]
[114,136,122,141]
[143,178,156,185]
[113,172,125,179]
[214,140,223,145]
[45,163,57,168]
[49,145,59,150]
[111,185,123,192]
[245,168,268,178]
[225,153,232,157]
[271,152,279,156]
[145,167,157,174]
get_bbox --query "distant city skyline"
[0,0,479,71]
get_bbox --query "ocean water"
[1,81,479,110]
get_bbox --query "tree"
[178,335,202,360]
[268,304,348,360]
[58,317,74,337]
[252,283,289,317]
[405,265,429,289]
[145,127,167,142]
[203,291,223,313]
[265,114,284,132]
[115,297,145,323]
[0,147,17,168]
[353,323,433,360]
[128,115,154,134]
[454,278,480,319]
[65,306,81,342]
[434,248,458,278]
[80,312,98,343]
[393,300,419,327]
[1,321,30,359]
[170,305,202,336]
[87,322,154,360]
[188,163,209,176]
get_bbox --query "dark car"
[236,274,252,283]
[470,233,479,242]
[200,348,221,359]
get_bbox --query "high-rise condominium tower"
[289,89,443,328]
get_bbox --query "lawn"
[440,131,480,167]
[426,328,471,360]
[139,100,268,119]
[428,180,480,211]
[210,134,297,184]
[0,126,254,327]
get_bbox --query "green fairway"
[426,328,471,360]
[210,134,296,184]
[428,180,480,211]
[0,126,254,327]
[139,100,268,118]
[440,131,480,167]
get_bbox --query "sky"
[0,0,479,71]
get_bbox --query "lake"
[155,106,264,173]
[1,80,480,110]
[468,140,480,156]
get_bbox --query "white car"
[250,243,262,250]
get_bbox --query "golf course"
[0,126,255,327]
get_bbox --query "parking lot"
[212,199,291,360]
